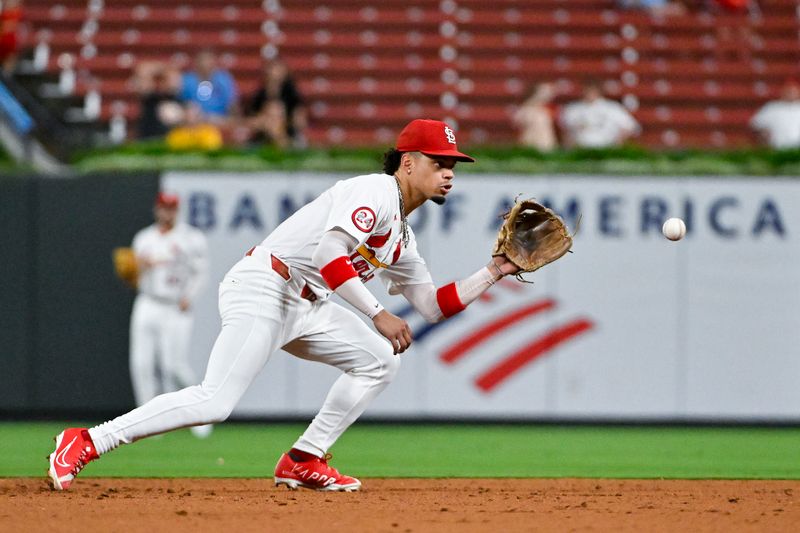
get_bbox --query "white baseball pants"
[90,247,400,457]
[129,294,195,405]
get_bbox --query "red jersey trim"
[436,282,466,318]
[320,256,358,290]
[391,241,402,264]
[366,228,392,248]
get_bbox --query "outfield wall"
[0,174,160,416]
[162,172,800,422]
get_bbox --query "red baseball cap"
[395,119,475,162]
[155,192,179,208]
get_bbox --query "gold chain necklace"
[394,176,409,248]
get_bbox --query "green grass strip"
[3,422,799,479]
[63,143,800,176]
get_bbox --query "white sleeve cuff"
[457,266,500,303]
[335,277,384,319]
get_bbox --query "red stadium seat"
[21,0,800,148]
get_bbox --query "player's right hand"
[372,310,413,355]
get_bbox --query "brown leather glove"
[492,199,574,277]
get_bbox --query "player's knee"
[372,345,401,383]
[384,354,401,383]
[351,343,398,383]
[200,399,235,424]
[193,385,236,424]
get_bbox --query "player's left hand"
[489,255,521,277]
[372,310,413,355]
[179,298,191,312]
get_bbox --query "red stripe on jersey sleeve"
[436,282,466,318]
[391,240,402,264]
[320,256,358,290]
[366,228,392,248]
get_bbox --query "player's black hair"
[382,148,403,175]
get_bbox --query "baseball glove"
[492,198,575,278]
[112,247,138,288]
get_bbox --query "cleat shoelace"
[71,447,94,477]
[318,454,342,479]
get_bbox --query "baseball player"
[48,119,521,492]
[129,192,211,438]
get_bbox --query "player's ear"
[401,153,414,175]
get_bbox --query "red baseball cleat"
[47,428,99,490]
[274,451,361,492]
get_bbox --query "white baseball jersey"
[261,173,433,299]
[132,222,209,304]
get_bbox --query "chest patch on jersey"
[351,207,376,233]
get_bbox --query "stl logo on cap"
[395,119,475,162]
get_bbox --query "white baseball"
[662,217,686,241]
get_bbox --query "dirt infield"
[2,478,798,532]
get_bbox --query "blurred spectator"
[247,100,289,148]
[133,59,224,151]
[618,0,686,16]
[165,105,224,152]
[245,59,307,148]
[512,82,558,151]
[133,60,183,139]
[179,49,239,123]
[0,0,23,74]
[560,82,641,148]
[750,81,800,149]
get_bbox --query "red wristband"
[320,256,358,290]
[436,282,466,318]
